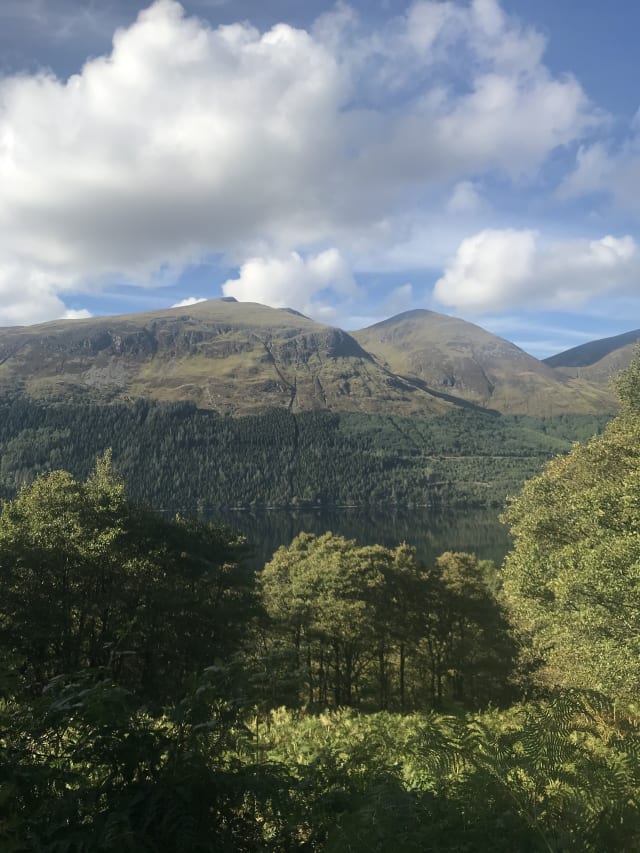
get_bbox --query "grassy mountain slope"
[544,328,640,385]
[353,310,617,416]
[0,300,624,417]
[0,299,452,416]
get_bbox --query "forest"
[1,360,639,850]
[0,399,609,509]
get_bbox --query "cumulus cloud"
[556,143,614,200]
[222,249,356,316]
[434,229,638,312]
[0,264,92,326]
[0,0,599,324]
[558,130,640,214]
[171,296,208,307]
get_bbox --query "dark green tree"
[259,533,391,707]
[0,452,254,703]
[416,551,517,708]
[259,535,516,712]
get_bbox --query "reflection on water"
[205,506,511,569]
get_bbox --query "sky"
[1,0,639,357]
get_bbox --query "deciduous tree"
[502,352,640,702]
[0,452,253,702]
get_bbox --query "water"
[206,506,511,569]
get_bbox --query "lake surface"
[206,506,512,569]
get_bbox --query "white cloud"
[0,264,92,326]
[559,131,640,214]
[383,283,414,316]
[171,296,208,307]
[447,181,483,214]
[222,249,356,316]
[557,143,615,200]
[434,229,638,312]
[0,0,599,324]
[394,0,545,79]
[64,308,93,320]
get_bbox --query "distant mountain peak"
[0,299,450,417]
[544,329,640,368]
[353,308,617,416]
[364,308,446,329]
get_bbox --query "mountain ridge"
[543,329,640,389]
[544,328,640,368]
[0,300,451,416]
[352,309,616,415]
[0,299,626,417]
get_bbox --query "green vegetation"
[0,452,252,706]
[353,308,618,414]
[0,399,610,509]
[502,356,640,704]
[0,298,621,416]
[5,678,640,852]
[3,354,640,850]
[0,299,452,417]
[259,536,515,711]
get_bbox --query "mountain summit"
[353,309,617,415]
[0,299,451,416]
[0,300,622,416]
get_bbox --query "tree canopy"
[0,451,253,704]
[258,533,516,711]
[2,432,640,849]
[502,352,640,703]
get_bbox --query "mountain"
[353,310,617,415]
[0,299,452,417]
[544,329,640,386]
[0,300,624,417]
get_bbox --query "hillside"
[545,328,640,385]
[0,299,451,417]
[0,397,610,510]
[0,300,624,417]
[353,310,617,416]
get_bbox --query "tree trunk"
[307,643,314,704]
[378,645,386,710]
[399,642,406,712]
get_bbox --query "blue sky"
[0,0,639,357]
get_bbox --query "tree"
[502,353,640,703]
[408,551,517,710]
[259,533,391,707]
[259,534,516,712]
[0,452,254,703]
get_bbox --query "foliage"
[410,551,518,709]
[0,399,611,510]
[258,535,517,712]
[3,422,640,850]
[5,668,640,852]
[0,669,296,852]
[258,693,640,852]
[502,353,640,702]
[0,453,254,703]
